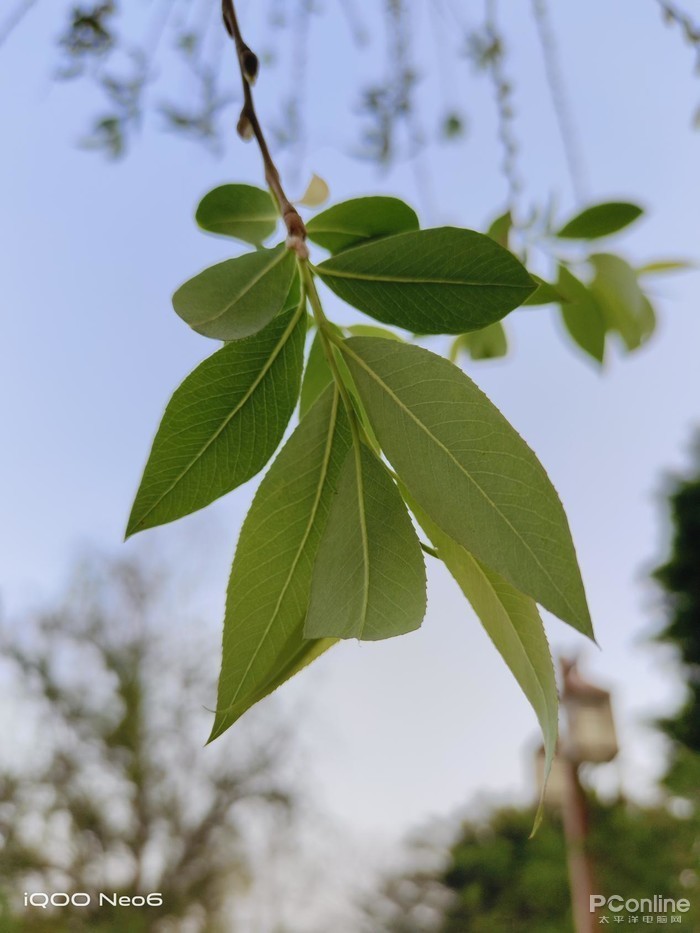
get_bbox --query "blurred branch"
[530,0,587,202]
[221,0,308,257]
[0,0,39,49]
[656,0,700,55]
[473,0,523,216]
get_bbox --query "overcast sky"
[1,0,699,858]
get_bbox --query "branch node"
[237,112,254,140]
[222,0,308,250]
[241,47,259,85]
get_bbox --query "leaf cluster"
[451,202,689,366]
[127,186,603,788]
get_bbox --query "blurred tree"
[0,552,296,932]
[365,444,700,932]
[653,441,700,801]
[0,0,698,175]
[367,800,700,932]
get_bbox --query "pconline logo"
[24,892,164,909]
[590,894,691,914]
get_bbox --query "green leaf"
[196,184,278,245]
[556,201,643,239]
[126,308,305,536]
[451,323,508,361]
[173,244,297,341]
[305,444,426,641]
[410,498,557,829]
[346,324,403,341]
[557,265,607,364]
[209,386,351,740]
[316,227,536,335]
[340,337,593,637]
[640,294,657,341]
[486,210,512,249]
[590,253,648,351]
[299,331,333,417]
[637,259,694,276]
[522,276,564,307]
[306,196,419,254]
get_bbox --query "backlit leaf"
[522,276,564,306]
[451,323,508,361]
[316,227,535,334]
[209,386,351,740]
[305,444,426,640]
[486,210,512,249]
[127,308,305,536]
[196,184,278,245]
[299,331,333,417]
[340,337,593,637]
[307,196,419,254]
[556,202,643,240]
[412,497,557,829]
[637,259,694,276]
[557,265,607,364]
[173,244,297,341]
[299,173,330,207]
[590,253,647,351]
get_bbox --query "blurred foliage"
[654,441,700,798]
[367,799,700,932]
[0,552,296,932]
[365,444,700,931]
[1,0,699,167]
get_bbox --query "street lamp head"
[561,658,619,764]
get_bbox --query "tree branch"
[221,0,308,259]
[0,0,39,50]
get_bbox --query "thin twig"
[0,0,39,50]
[484,0,523,219]
[656,0,700,51]
[530,0,587,203]
[221,0,308,258]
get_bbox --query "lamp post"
[536,657,619,933]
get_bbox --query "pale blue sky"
[1,0,699,849]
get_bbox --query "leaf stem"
[221,0,308,258]
[301,264,365,447]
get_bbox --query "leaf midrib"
[197,247,289,326]
[317,265,532,289]
[341,341,582,627]
[352,444,371,638]
[223,387,342,715]
[130,306,302,532]
[469,552,555,735]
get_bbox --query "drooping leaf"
[306,196,419,254]
[590,253,648,351]
[305,444,426,641]
[127,309,305,536]
[209,386,351,740]
[411,497,557,829]
[556,202,643,240]
[316,227,536,334]
[486,210,512,249]
[557,265,607,364]
[340,337,593,637]
[299,173,330,207]
[195,184,278,245]
[299,331,333,417]
[173,244,297,341]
